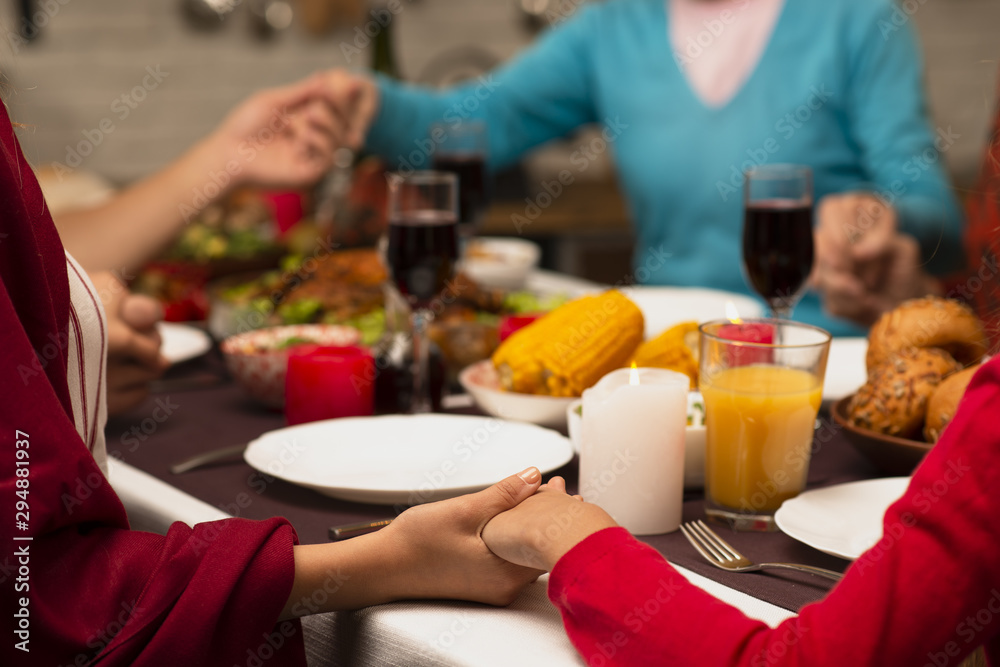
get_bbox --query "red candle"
[498,314,542,342]
[262,190,304,235]
[718,322,774,344]
[285,345,375,426]
[717,321,775,367]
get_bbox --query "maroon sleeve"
[549,359,1000,666]
[0,106,306,666]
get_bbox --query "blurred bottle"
[309,4,399,248]
[372,286,445,413]
[369,5,444,414]
[371,4,400,79]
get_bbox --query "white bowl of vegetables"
[221,324,360,409]
[567,391,706,490]
[460,237,541,290]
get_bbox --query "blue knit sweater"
[366,0,962,335]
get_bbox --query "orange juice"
[702,365,822,513]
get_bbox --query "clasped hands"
[812,191,941,327]
[204,69,379,190]
[347,468,617,612]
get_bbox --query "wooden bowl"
[831,395,933,475]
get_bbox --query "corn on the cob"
[492,291,644,397]
[630,321,700,388]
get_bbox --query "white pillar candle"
[580,367,688,535]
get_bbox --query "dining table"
[105,270,887,667]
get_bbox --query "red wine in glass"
[742,199,814,317]
[386,210,459,307]
[432,153,488,228]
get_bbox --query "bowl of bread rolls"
[831,297,988,475]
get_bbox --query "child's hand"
[482,477,618,571]
[376,467,548,606]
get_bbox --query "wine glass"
[385,171,459,414]
[742,165,814,320]
[430,121,489,242]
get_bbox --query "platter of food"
[207,248,389,342]
[133,192,287,321]
[207,247,573,383]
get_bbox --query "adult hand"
[482,476,617,572]
[813,192,940,326]
[377,467,546,606]
[320,68,380,151]
[209,73,345,190]
[91,272,169,415]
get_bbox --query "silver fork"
[680,520,843,582]
[169,444,246,474]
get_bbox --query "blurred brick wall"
[1,0,534,183]
[1,0,997,188]
[909,0,999,188]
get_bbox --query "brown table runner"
[106,352,884,614]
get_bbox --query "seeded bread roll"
[848,347,962,439]
[866,297,987,373]
[924,364,980,443]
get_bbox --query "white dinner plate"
[621,286,764,339]
[243,414,575,505]
[823,337,868,402]
[623,288,865,402]
[774,477,910,560]
[158,322,212,364]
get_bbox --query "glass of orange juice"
[699,319,831,531]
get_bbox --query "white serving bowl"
[566,391,706,489]
[460,237,541,290]
[458,360,573,429]
[221,324,361,409]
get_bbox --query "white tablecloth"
[109,459,795,667]
[300,568,794,667]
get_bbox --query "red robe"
[0,104,306,665]
[549,356,1000,665]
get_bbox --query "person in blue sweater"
[327,0,962,335]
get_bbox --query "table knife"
[328,518,394,541]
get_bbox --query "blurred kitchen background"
[2,0,999,283]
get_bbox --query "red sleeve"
[0,107,306,666]
[549,358,1000,666]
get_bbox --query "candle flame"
[725,301,742,324]
[629,362,640,386]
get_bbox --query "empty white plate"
[823,337,868,402]
[774,477,910,560]
[621,286,764,339]
[159,322,212,364]
[243,414,575,505]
